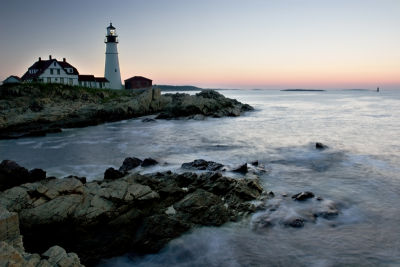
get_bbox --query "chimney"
[63,58,66,62]
[38,57,41,62]
[49,55,52,60]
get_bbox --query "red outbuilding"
[124,76,152,89]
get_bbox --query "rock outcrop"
[0,84,163,139]
[0,84,253,139]
[0,167,264,265]
[156,90,253,119]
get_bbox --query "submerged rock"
[315,142,328,150]
[141,158,158,167]
[251,160,259,166]
[232,163,248,174]
[292,191,315,201]
[119,157,142,172]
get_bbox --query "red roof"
[124,76,152,82]
[21,58,79,81]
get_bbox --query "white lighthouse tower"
[104,23,122,89]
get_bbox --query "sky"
[0,0,399,89]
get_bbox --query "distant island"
[155,85,203,91]
[281,89,325,92]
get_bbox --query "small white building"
[2,75,21,84]
[78,75,110,89]
[21,56,80,85]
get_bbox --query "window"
[115,69,117,72]
[50,69,54,75]
[54,62,56,66]
[47,77,51,83]
[55,78,58,82]
[69,78,73,85]
[57,69,60,75]
[60,78,64,83]
[79,81,82,86]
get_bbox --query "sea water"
[1,89,400,266]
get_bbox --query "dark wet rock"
[119,157,142,172]
[134,214,191,253]
[0,160,31,191]
[174,189,229,225]
[251,160,259,166]
[283,218,305,228]
[142,118,156,123]
[292,191,315,201]
[232,163,248,174]
[313,200,339,219]
[0,166,263,265]
[28,168,46,182]
[316,142,328,150]
[233,179,264,201]
[104,167,125,180]
[181,159,223,171]
[141,158,158,167]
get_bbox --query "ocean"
[1,89,400,266]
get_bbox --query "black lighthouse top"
[105,23,118,43]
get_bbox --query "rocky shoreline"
[0,159,265,266]
[0,84,253,139]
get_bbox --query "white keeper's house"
[21,55,110,89]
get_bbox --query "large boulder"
[141,158,158,167]
[0,160,46,191]
[119,157,142,172]
[104,167,125,180]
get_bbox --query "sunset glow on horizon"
[1,0,399,89]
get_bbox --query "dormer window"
[54,62,56,67]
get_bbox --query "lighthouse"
[104,23,122,89]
